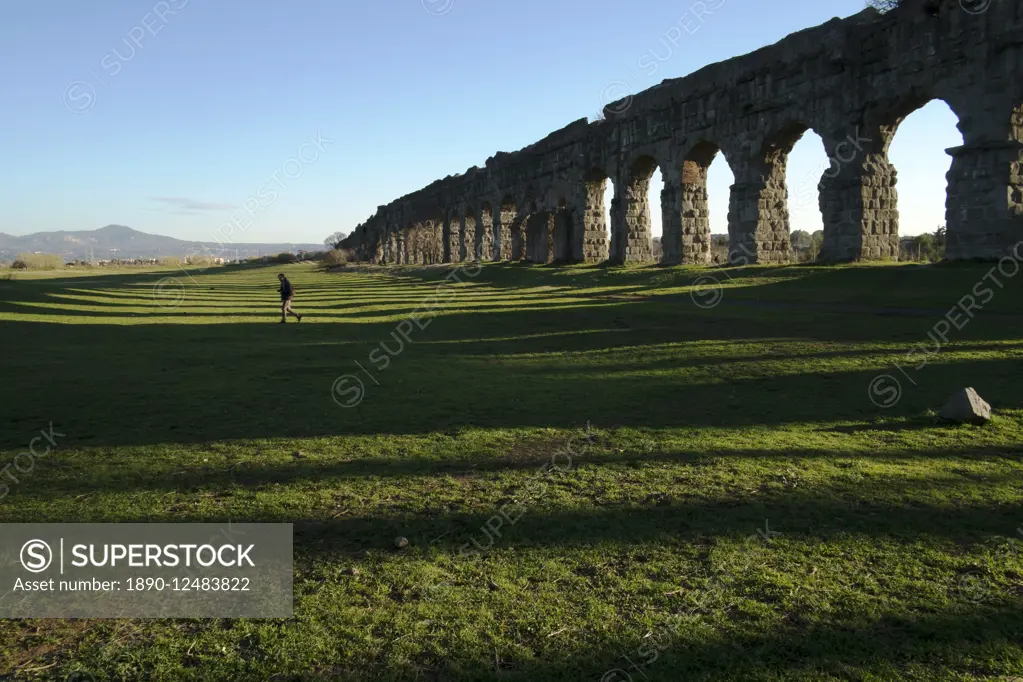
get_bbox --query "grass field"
[0,260,1021,681]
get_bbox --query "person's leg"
[280,299,289,322]
[287,298,300,319]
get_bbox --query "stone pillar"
[385,230,396,264]
[818,129,899,263]
[494,207,515,260]
[608,191,627,265]
[660,179,682,266]
[621,177,654,264]
[580,178,609,263]
[727,154,794,265]
[946,139,1023,260]
[411,225,424,264]
[679,161,714,264]
[545,213,555,263]
[371,233,383,264]
[419,221,431,264]
[430,219,444,264]
[460,215,477,262]
[476,210,494,262]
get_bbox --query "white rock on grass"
[939,387,992,425]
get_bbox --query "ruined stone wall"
[345,0,1023,266]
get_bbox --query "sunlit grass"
[0,261,1021,680]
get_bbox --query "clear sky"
[0,0,960,245]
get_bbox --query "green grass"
[0,260,1021,681]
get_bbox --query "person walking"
[278,273,302,323]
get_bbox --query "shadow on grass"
[13,442,1021,550]
[0,263,1021,449]
[344,604,1023,681]
[1,312,1022,448]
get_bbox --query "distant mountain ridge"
[0,225,324,262]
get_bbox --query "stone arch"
[611,154,665,264]
[728,122,822,265]
[819,95,965,262]
[870,92,965,153]
[882,98,963,256]
[662,140,732,265]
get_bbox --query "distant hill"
[0,225,324,262]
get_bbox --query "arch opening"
[784,129,829,262]
[600,174,615,262]
[552,196,576,263]
[886,99,963,262]
[646,166,666,262]
[523,201,552,264]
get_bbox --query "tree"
[790,230,812,252]
[915,233,936,262]
[325,231,349,249]
[934,226,947,259]
[866,0,901,12]
[809,231,825,263]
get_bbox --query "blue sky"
[0,0,960,244]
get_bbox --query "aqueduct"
[343,0,1023,266]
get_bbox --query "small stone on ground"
[939,387,992,425]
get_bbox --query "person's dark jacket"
[279,278,294,300]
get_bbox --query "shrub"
[275,252,298,264]
[12,253,62,270]
[185,254,215,267]
[866,0,901,12]
[159,256,184,267]
[323,248,356,267]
